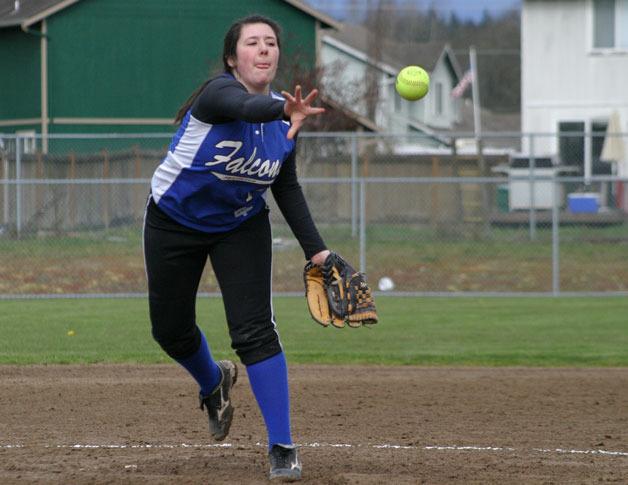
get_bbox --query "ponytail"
[173,79,210,125]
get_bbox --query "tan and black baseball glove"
[303,252,378,328]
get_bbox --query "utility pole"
[469,46,482,140]
[470,46,489,233]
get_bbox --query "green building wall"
[0,27,41,122]
[1,0,318,138]
[48,0,316,131]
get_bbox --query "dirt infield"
[0,365,627,484]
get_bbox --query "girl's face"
[228,22,279,95]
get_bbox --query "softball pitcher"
[143,15,329,481]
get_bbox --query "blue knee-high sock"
[246,351,292,448]
[175,330,222,396]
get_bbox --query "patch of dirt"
[0,365,627,483]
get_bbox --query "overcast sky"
[304,0,521,22]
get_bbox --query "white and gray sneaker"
[269,444,302,482]
[199,360,238,441]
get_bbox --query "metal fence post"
[552,173,560,295]
[2,140,8,227]
[359,178,366,273]
[584,127,592,185]
[15,136,22,238]
[351,134,358,238]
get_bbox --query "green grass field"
[1,296,627,366]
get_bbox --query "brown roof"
[452,100,521,134]
[0,0,341,29]
[329,22,461,80]
[0,0,78,27]
[443,100,521,148]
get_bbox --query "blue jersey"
[151,74,295,233]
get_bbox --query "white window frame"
[557,117,611,181]
[16,130,37,155]
[589,0,628,53]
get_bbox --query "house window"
[393,84,401,112]
[16,130,37,155]
[592,120,612,174]
[593,0,628,49]
[434,82,443,116]
[558,120,611,174]
[559,121,585,167]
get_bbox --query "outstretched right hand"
[282,85,325,140]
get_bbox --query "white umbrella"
[600,111,627,211]
[600,111,627,176]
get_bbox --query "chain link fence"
[0,131,626,297]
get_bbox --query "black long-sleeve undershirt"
[191,75,326,259]
[192,75,286,124]
[270,148,326,259]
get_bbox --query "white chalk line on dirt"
[1,442,627,458]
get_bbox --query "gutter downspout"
[40,20,48,153]
[21,21,49,154]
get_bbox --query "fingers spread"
[281,90,296,103]
[303,89,319,105]
[283,86,325,140]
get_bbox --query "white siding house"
[319,24,462,144]
[522,0,628,178]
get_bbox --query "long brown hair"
[174,15,282,124]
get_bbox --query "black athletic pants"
[143,197,282,365]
